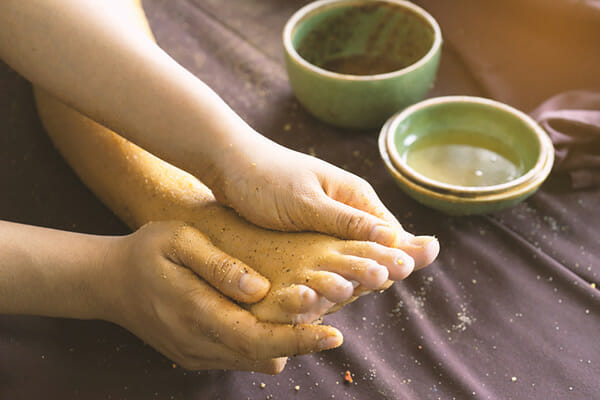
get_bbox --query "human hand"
[210,136,439,268]
[101,221,343,373]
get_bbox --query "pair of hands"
[104,221,342,374]
[0,0,436,375]
[104,142,438,374]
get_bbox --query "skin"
[35,87,438,324]
[32,0,439,324]
[31,86,440,374]
[0,0,436,248]
[0,219,342,374]
[0,0,440,373]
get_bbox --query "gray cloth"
[1,1,599,399]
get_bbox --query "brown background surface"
[1,1,599,399]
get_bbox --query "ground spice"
[344,370,353,383]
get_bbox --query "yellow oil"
[404,130,523,187]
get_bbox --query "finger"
[183,277,344,360]
[322,174,411,237]
[353,193,441,267]
[306,195,398,247]
[170,224,270,303]
[177,338,288,374]
[240,320,343,361]
[339,182,441,268]
[331,179,440,268]
[185,354,288,375]
[346,182,402,226]
[302,271,355,303]
[342,199,440,270]
[197,291,343,360]
[234,357,287,375]
[191,340,288,374]
[152,273,289,374]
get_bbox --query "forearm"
[0,220,115,319]
[0,0,261,188]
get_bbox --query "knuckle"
[337,212,367,237]
[205,252,233,284]
[145,221,192,263]
[335,211,351,235]
[169,222,193,245]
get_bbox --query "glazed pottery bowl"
[379,96,554,215]
[283,0,442,130]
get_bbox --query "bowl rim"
[379,117,555,204]
[385,96,555,195]
[282,0,442,81]
[378,125,554,209]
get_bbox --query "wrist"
[83,236,125,322]
[192,124,269,197]
[0,221,124,320]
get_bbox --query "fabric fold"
[531,90,600,189]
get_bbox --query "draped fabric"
[531,91,600,189]
[1,1,598,399]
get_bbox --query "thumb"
[169,225,270,304]
[309,197,398,247]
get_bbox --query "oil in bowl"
[403,129,524,187]
[387,96,544,193]
[380,96,555,215]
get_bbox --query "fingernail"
[350,280,360,288]
[318,335,342,350]
[369,226,396,246]
[239,273,267,295]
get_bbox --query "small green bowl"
[283,0,442,130]
[379,96,554,215]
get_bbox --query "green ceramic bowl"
[283,0,442,130]
[379,96,554,215]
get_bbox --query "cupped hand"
[101,221,343,373]
[211,137,439,265]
